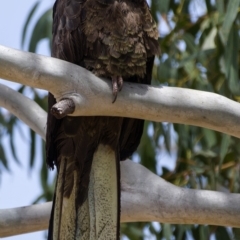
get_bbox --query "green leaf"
[220,134,231,167]
[163,223,172,240]
[9,132,20,165]
[192,225,210,240]
[233,228,240,240]
[29,129,36,169]
[201,27,217,51]
[5,117,21,164]
[216,0,225,14]
[21,1,41,48]
[215,226,232,240]
[138,122,156,173]
[219,0,240,45]
[203,128,217,148]
[183,33,198,53]
[155,0,170,14]
[195,150,217,158]
[224,26,240,95]
[28,8,52,53]
[0,144,9,171]
[157,59,178,83]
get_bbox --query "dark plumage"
[46,0,160,239]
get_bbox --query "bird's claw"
[112,76,123,103]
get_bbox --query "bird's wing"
[47,1,121,239]
[46,0,93,239]
[46,0,87,169]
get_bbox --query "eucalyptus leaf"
[219,0,240,45]
[215,226,232,240]
[0,144,9,171]
[220,134,231,166]
[21,1,41,48]
[224,26,240,95]
[29,129,36,169]
[28,8,52,53]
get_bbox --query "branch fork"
[0,44,240,237]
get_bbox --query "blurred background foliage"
[0,0,240,239]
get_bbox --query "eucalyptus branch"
[0,83,46,140]
[1,44,240,138]
[1,160,240,237]
[1,44,240,238]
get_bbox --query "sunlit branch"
[1,44,240,138]
[0,83,46,140]
[1,160,240,237]
[1,44,240,238]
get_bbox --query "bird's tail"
[48,144,120,240]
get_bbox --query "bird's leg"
[112,76,123,103]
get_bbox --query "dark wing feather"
[46,0,86,170]
[47,1,93,238]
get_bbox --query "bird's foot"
[112,76,123,103]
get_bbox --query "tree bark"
[1,44,240,238]
[1,160,240,238]
[1,45,240,138]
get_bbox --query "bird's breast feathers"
[82,0,159,77]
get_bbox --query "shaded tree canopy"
[0,0,240,239]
